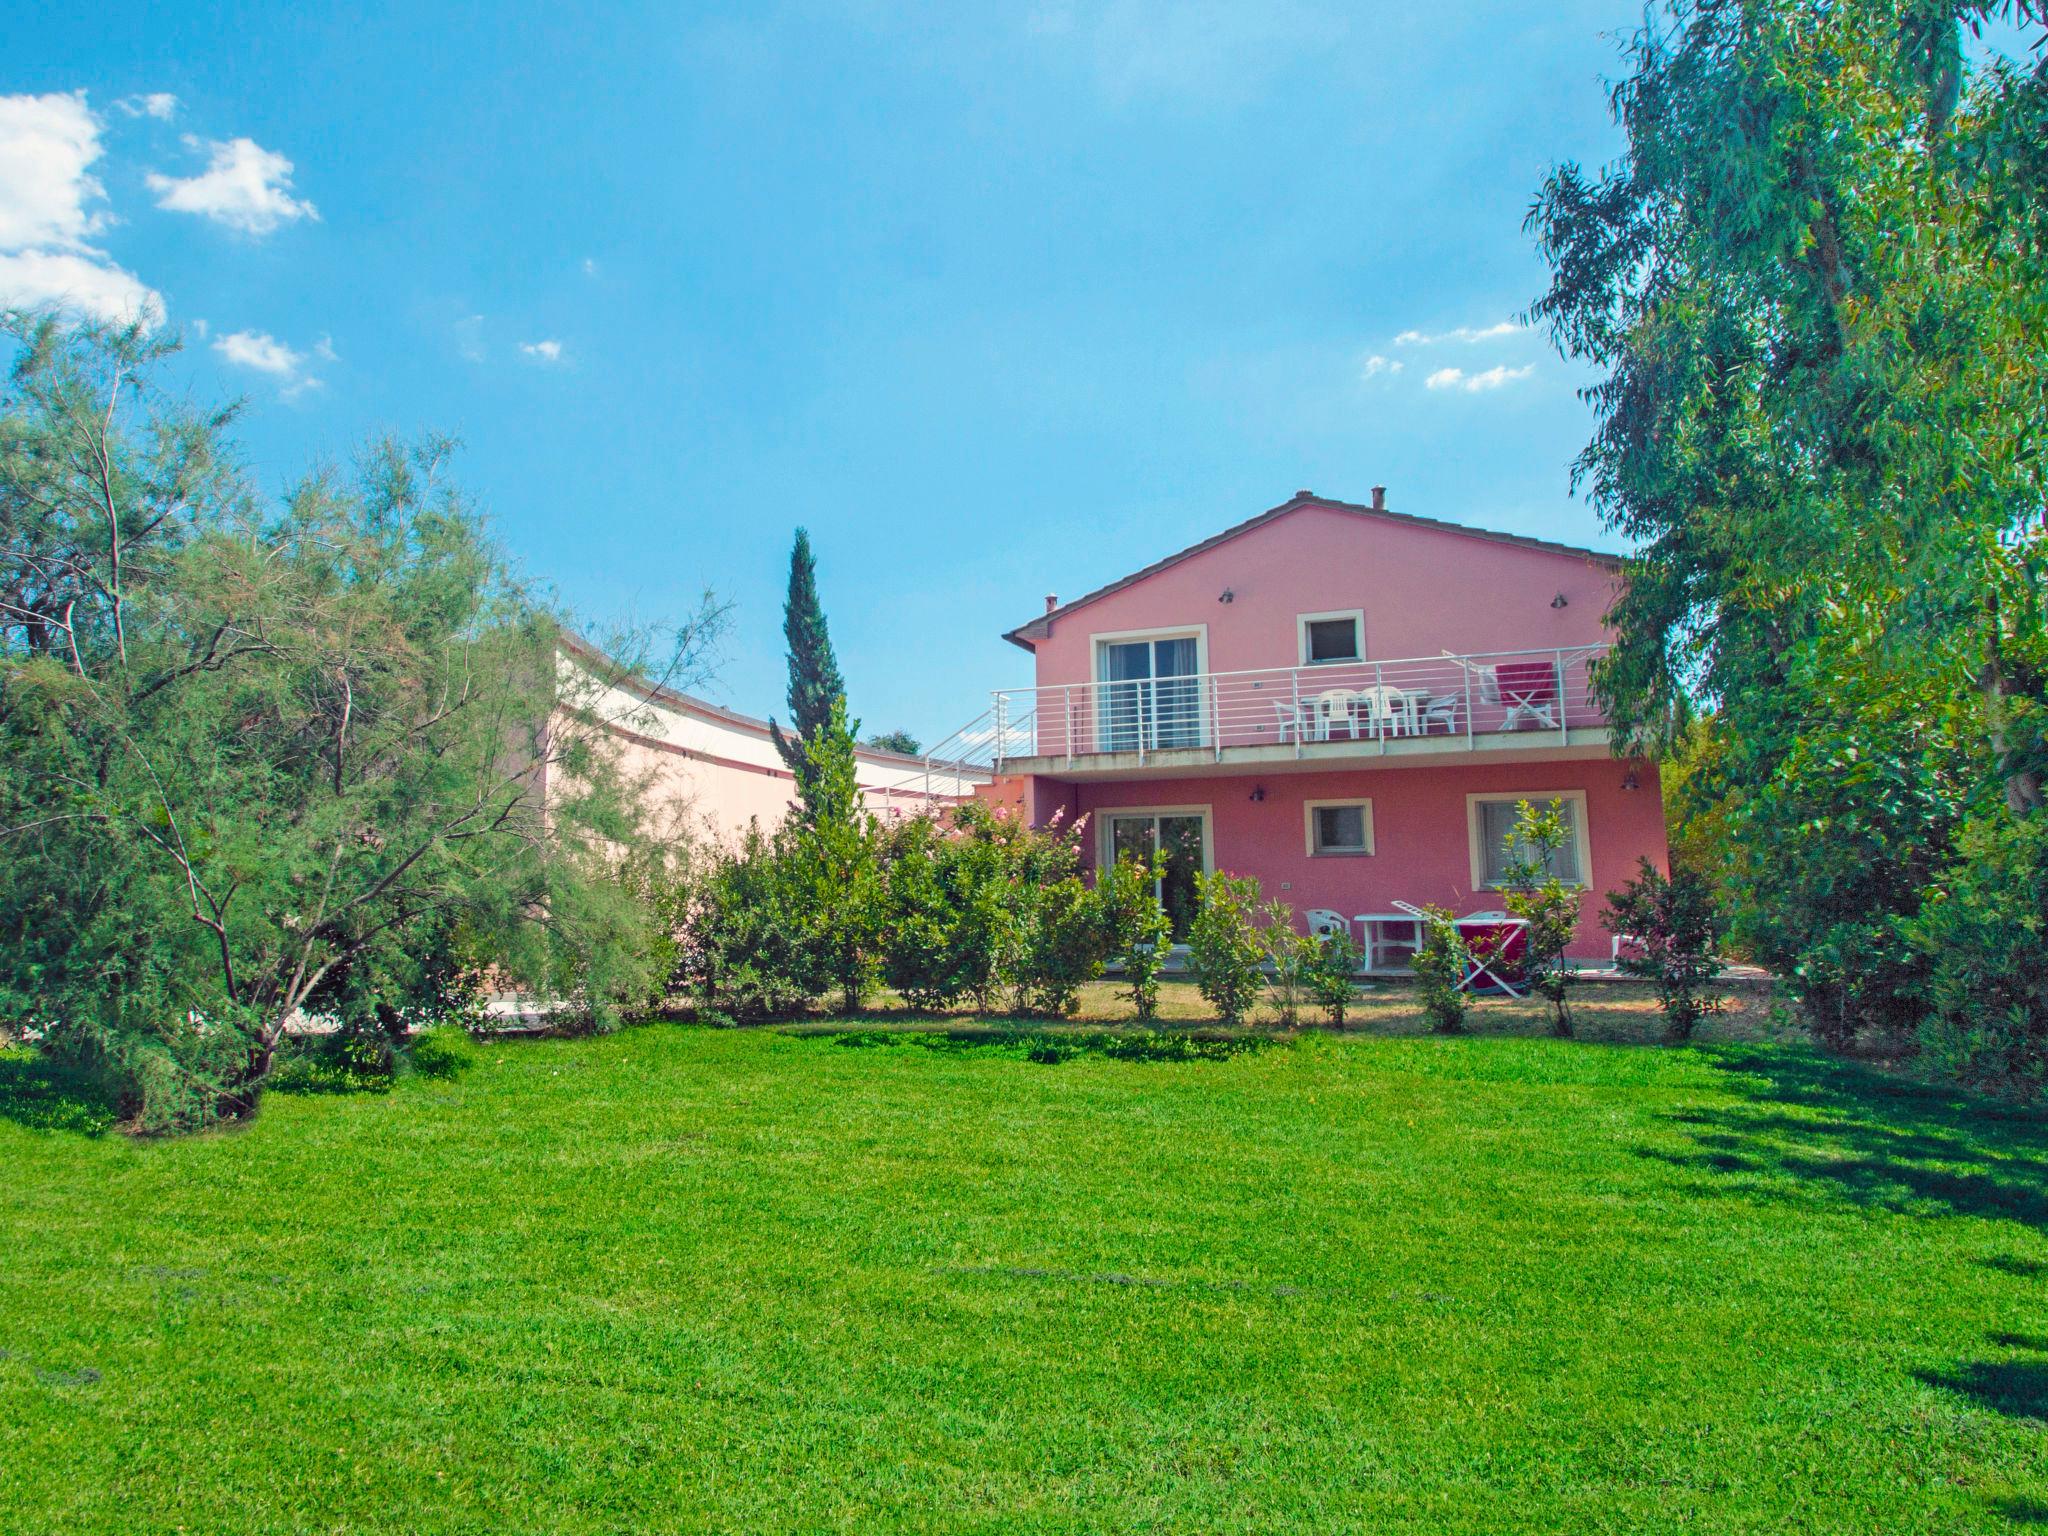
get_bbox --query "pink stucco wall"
[1061,757,1666,958]
[1027,501,1618,688]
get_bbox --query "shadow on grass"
[786,1023,1283,1066]
[1636,1045,2048,1235]
[1994,1496,2048,1526]
[0,1049,121,1136]
[1921,1330,2048,1424]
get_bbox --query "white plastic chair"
[1418,693,1461,734]
[1355,684,1414,737]
[1273,699,1305,743]
[1304,909,1351,943]
[1313,689,1361,741]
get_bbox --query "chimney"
[1370,485,1386,511]
[1044,593,1059,614]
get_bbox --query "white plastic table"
[1353,913,1424,970]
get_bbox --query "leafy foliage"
[1257,901,1316,1028]
[785,697,883,1012]
[0,317,703,1128]
[1411,905,1472,1035]
[862,728,921,755]
[1496,798,1585,1036]
[1186,871,1264,1026]
[1527,3,2048,1075]
[678,821,826,1022]
[1908,810,2048,1087]
[1604,859,1725,1042]
[1096,855,1172,1020]
[1305,928,1362,1028]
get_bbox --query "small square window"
[1304,616,1362,664]
[1307,800,1373,855]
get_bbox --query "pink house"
[979,490,1666,962]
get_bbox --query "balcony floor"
[1002,725,1620,782]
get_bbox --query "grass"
[3,986,2047,1532]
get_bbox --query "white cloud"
[0,250,161,326]
[580,256,598,277]
[1425,363,1534,393]
[454,313,486,362]
[213,327,327,400]
[214,328,301,374]
[1396,320,1524,346]
[146,135,317,235]
[0,92,109,252]
[118,93,180,121]
[0,92,165,325]
[1359,353,1402,380]
[520,338,564,363]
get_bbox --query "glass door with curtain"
[1107,812,1206,940]
[1096,635,1202,752]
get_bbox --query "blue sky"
[7,1,1647,746]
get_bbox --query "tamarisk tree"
[0,316,712,1127]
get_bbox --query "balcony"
[924,647,1613,785]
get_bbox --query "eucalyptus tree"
[1527,2,2047,1062]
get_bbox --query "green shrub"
[1097,856,1172,1020]
[879,809,1017,1010]
[1908,812,2048,1089]
[1258,901,1317,1028]
[1603,858,1724,1041]
[1497,798,1585,1037]
[1411,905,1471,1034]
[681,822,826,1022]
[877,803,1094,1015]
[1306,929,1362,1027]
[1012,875,1109,1017]
[1187,871,1264,1025]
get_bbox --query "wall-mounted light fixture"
[1621,765,1640,792]
[1550,592,1569,609]
[1249,785,1266,803]
[1219,588,1235,604]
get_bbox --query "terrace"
[926,645,1615,786]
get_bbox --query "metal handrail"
[978,644,1610,767]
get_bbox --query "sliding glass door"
[1106,812,1206,940]
[1097,635,1202,752]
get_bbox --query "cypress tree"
[769,528,847,781]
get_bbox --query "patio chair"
[1417,692,1461,735]
[1273,698,1306,744]
[1490,660,1561,730]
[1304,909,1351,943]
[1354,684,1415,737]
[1313,688,1361,741]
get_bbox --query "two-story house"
[974,489,1667,961]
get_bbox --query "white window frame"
[1089,625,1211,753]
[1096,804,1216,884]
[1304,797,1375,857]
[1466,789,1592,890]
[1297,609,1366,666]
[1089,623,1210,679]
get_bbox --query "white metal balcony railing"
[923,647,1608,781]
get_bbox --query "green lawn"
[4,1001,2047,1533]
